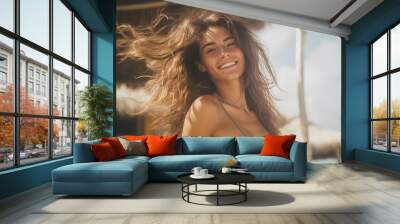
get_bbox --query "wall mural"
[116,2,341,161]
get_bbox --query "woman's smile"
[218,60,238,70]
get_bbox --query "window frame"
[370,20,400,154]
[0,0,92,171]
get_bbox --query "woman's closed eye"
[206,47,217,54]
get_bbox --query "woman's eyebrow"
[201,42,216,51]
[223,36,235,42]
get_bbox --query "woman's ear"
[196,62,207,72]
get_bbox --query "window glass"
[53,0,72,60]
[391,24,400,70]
[53,119,72,158]
[20,0,49,49]
[19,117,49,165]
[74,69,89,118]
[372,121,388,151]
[391,72,400,118]
[372,76,387,119]
[20,44,49,115]
[0,0,14,31]
[372,33,387,76]
[74,18,89,70]
[0,116,13,170]
[0,35,14,113]
[53,59,72,117]
[75,120,88,143]
[391,120,400,153]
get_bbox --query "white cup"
[191,167,202,176]
[221,167,232,174]
[200,169,208,176]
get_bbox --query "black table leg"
[195,184,197,192]
[245,183,247,201]
[217,184,219,206]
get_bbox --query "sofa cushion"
[118,137,147,156]
[91,142,118,161]
[148,154,235,172]
[53,159,147,183]
[147,135,177,157]
[236,137,264,155]
[179,137,235,155]
[101,137,127,158]
[73,139,100,163]
[236,155,293,172]
[260,134,296,159]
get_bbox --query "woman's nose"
[219,46,231,57]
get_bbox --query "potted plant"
[79,84,113,140]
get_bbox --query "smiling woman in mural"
[117,9,282,136]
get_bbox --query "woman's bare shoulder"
[182,94,222,136]
[190,94,220,113]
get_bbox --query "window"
[42,85,46,97]
[28,67,34,80]
[28,81,34,94]
[0,71,6,85]
[36,83,40,95]
[371,23,400,154]
[0,54,7,87]
[0,0,91,170]
[0,55,7,67]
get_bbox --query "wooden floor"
[1,162,400,224]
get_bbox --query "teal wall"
[0,0,115,200]
[344,0,400,171]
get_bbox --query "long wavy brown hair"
[117,8,282,135]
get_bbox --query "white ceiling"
[226,0,352,23]
[167,0,384,37]
[119,0,384,38]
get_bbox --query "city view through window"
[0,0,90,170]
[371,23,400,153]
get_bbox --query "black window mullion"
[71,10,76,154]
[48,0,53,160]
[387,30,391,152]
[13,0,20,167]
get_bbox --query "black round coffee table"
[177,173,255,206]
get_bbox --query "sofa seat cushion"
[236,155,293,172]
[149,154,235,172]
[53,159,147,183]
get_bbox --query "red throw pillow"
[101,137,127,158]
[91,142,117,161]
[260,134,296,159]
[146,135,177,157]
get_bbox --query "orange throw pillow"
[91,142,117,161]
[101,137,127,158]
[123,135,147,141]
[260,134,296,159]
[146,135,177,157]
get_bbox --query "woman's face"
[198,26,245,82]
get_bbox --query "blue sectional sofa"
[52,137,307,196]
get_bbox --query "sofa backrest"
[177,137,236,155]
[73,139,100,163]
[235,137,264,155]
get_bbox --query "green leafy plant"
[79,84,113,140]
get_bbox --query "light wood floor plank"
[1,162,400,224]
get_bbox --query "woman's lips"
[218,61,238,70]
